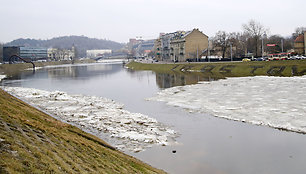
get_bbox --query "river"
[1,62,306,174]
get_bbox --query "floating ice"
[0,75,6,82]
[149,76,306,134]
[2,87,177,152]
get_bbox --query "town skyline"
[0,0,305,43]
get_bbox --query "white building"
[86,49,112,58]
[47,46,75,61]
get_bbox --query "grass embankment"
[127,60,306,77]
[0,88,165,173]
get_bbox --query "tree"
[266,35,294,54]
[291,27,306,41]
[0,43,3,62]
[213,31,231,58]
[243,20,268,57]
[226,32,248,58]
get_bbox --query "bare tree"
[226,32,248,58]
[213,31,231,58]
[243,20,268,57]
[295,27,306,35]
[292,27,306,39]
[0,43,3,62]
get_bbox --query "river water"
[1,62,306,174]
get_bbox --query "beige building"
[154,29,208,62]
[294,32,306,55]
[171,29,208,62]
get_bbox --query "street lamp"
[262,33,267,57]
[230,43,233,61]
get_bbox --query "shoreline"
[126,60,306,77]
[0,61,165,173]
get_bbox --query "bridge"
[93,54,129,61]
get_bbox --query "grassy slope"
[0,89,165,173]
[126,60,306,77]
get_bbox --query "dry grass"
[126,60,306,77]
[0,89,165,174]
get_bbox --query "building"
[86,49,112,58]
[294,32,306,55]
[129,39,155,58]
[3,46,20,62]
[20,47,47,60]
[154,29,208,62]
[47,47,75,61]
[154,38,161,60]
[3,46,47,62]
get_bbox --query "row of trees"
[212,20,306,58]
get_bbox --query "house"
[294,32,306,55]
[154,29,208,62]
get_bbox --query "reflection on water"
[155,72,222,89]
[5,63,122,81]
[46,64,120,79]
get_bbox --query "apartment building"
[155,29,208,62]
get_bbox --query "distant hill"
[5,36,124,58]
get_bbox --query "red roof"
[294,34,304,43]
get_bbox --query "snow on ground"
[0,75,6,82]
[148,76,306,134]
[2,87,177,152]
[24,67,43,71]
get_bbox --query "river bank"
[126,60,306,77]
[0,89,165,173]
[0,62,165,173]
[0,59,96,77]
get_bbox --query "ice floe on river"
[2,87,177,152]
[148,76,306,134]
[0,75,6,82]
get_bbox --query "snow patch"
[2,87,177,152]
[25,67,43,71]
[148,76,306,134]
[0,75,6,82]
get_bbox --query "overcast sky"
[0,0,305,43]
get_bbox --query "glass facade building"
[3,46,20,62]
[19,47,48,60]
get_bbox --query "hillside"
[5,36,124,58]
[0,87,165,173]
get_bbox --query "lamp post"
[262,33,267,57]
[281,39,284,53]
[230,43,233,61]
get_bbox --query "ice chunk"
[1,86,177,152]
[149,76,306,134]
[0,75,6,82]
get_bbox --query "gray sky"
[0,0,305,43]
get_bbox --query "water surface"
[2,62,306,174]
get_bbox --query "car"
[243,58,251,61]
[254,57,265,61]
